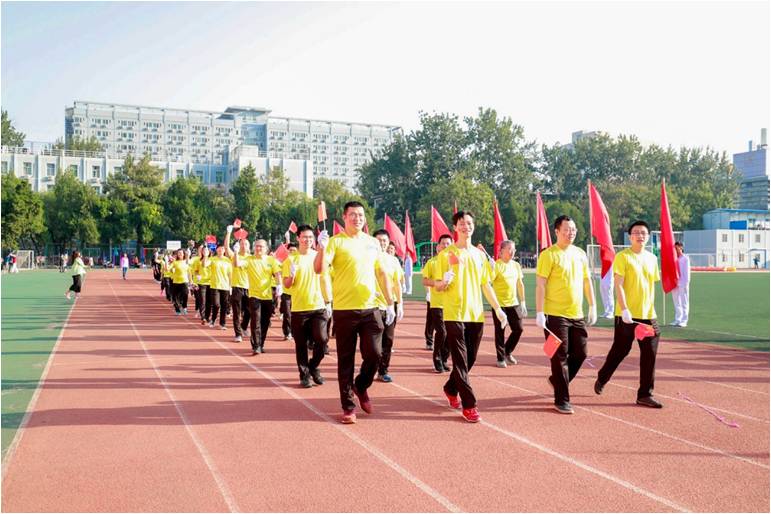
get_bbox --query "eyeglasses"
[631,231,649,236]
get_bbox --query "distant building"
[733,129,769,210]
[703,208,770,230]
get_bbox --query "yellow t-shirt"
[190,256,212,286]
[230,252,250,289]
[491,259,522,308]
[243,255,280,300]
[209,256,233,291]
[283,251,327,312]
[613,248,660,319]
[536,244,590,319]
[375,254,402,309]
[169,260,191,284]
[424,256,445,309]
[436,244,491,323]
[162,259,173,278]
[325,231,384,311]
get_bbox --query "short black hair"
[344,201,365,213]
[296,224,314,235]
[554,215,573,230]
[387,241,396,248]
[287,242,298,249]
[438,233,454,243]
[628,220,650,234]
[674,241,684,248]
[452,210,474,226]
[373,229,389,238]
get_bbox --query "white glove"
[317,229,330,249]
[275,284,283,297]
[519,302,527,318]
[289,261,297,278]
[536,311,546,329]
[226,225,233,233]
[494,307,509,329]
[324,303,332,319]
[385,305,396,326]
[442,270,455,285]
[587,304,598,326]
[488,256,496,268]
[396,302,404,321]
[621,308,633,324]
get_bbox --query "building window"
[721,234,728,243]
[755,234,761,244]
[47,163,56,176]
[93,186,101,194]
[23,162,32,175]
[67,164,78,174]
[215,171,224,183]
[738,234,744,243]
[92,165,101,179]
[1,161,7,173]
[739,253,745,263]
[176,169,184,179]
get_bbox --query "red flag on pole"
[589,183,615,277]
[404,210,417,262]
[536,192,552,251]
[362,221,369,234]
[492,199,507,260]
[288,221,298,234]
[431,206,451,243]
[453,200,459,242]
[317,201,327,223]
[660,180,680,293]
[383,214,407,259]
[232,218,242,228]
[234,228,248,241]
[333,220,344,235]
[273,243,290,262]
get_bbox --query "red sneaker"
[353,387,372,414]
[462,407,481,423]
[341,409,357,424]
[445,391,461,409]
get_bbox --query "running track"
[2,271,768,512]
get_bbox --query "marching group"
[137,201,667,424]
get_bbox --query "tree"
[160,177,213,241]
[43,170,101,247]
[357,136,418,221]
[103,155,165,251]
[314,177,375,228]
[53,135,104,152]
[1,110,25,147]
[230,164,263,231]
[1,173,45,252]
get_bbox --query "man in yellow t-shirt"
[169,249,192,315]
[283,225,332,388]
[489,240,527,368]
[229,237,251,343]
[595,220,663,409]
[535,215,597,415]
[235,238,281,355]
[314,201,394,425]
[208,227,234,330]
[279,243,298,341]
[422,234,453,373]
[433,211,508,424]
[372,230,404,383]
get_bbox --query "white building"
[684,229,769,269]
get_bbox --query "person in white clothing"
[671,242,690,327]
[599,268,614,319]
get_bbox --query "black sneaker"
[425,343,434,350]
[300,377,313,388]
[594,379,604,395]
[442,362,451,372]
[554,402,574,414]
[251,349,259,356]
[323,344,330,355]
[311,369,325,385]
[547,376,555,390]
[636,396,663,408]
[433,360,443,373]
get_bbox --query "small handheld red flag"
[333,220,344,235]
[543,330,562,358]
[317,201,327,223]
[233,218,242,228]
[273,243,290,262]
[288,221,298,234]
[205,234,217,244]
[234,228,248,241]
[635,323,656,341]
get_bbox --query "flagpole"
[587,179,599,307]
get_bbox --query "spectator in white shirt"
[671,242,690,327]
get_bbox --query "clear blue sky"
[2,1,769,154]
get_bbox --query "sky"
[1,1,769,154]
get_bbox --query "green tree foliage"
[313,177,375,228]
[103,155,164,251]
[160,176,216,242]
[53,135,104,152]
[1,173,45,251]
[1,110,26,147]
[43,170,101,246]
[230,164,263,232]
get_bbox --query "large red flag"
[383,214,407,259]
[536,192,552,251]
[431,206,451,243]
[492,199,508,260]
[453,200,459,241]
[660,181,680,293]
[589,183,615,277]
[404,210,417,262]
[333,220,344,235]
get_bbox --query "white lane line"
[397,326,770,423]
[1,293,76,476]
[109,281,240,513]
[131,281,461,513]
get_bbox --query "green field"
[1,271,75,460]
[405,270,770,351]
